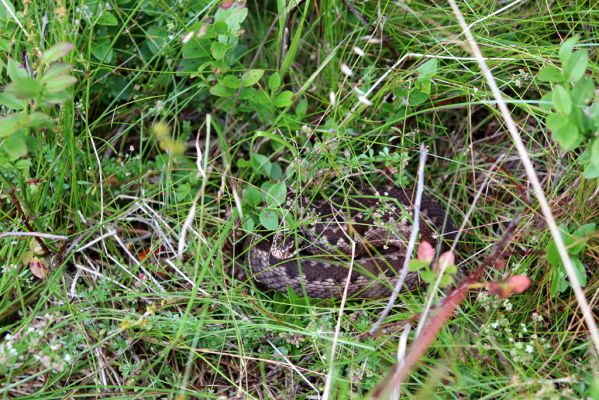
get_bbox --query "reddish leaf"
[417,240,435,262]
[487,275,531,298]
[30,257,48,280]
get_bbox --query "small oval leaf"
[42,42,74,63]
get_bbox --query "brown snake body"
[247,185,456,299]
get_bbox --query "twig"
[0,232,68,241]
[7,188,53,255]
[370,143,427,334]
[448,0,599,354]
[322,237,357,400]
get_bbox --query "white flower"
[358,96,372,106]
[340,63,354,77]
[525,344,533,353]
[182,31,194,44]
[353,46,365,57]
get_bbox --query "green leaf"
[28,112,53,129]
[584,162,599,179]
[571,77,595,106]
[552,121,581,151]
[209,82,235,97]
[42,63,73,82]
[572,257,587,287]
[567,223,596,254]
[42,42,74,63]
[242,217,255,233]
[6,78,41,100]
[296,98,308,116]
[214,4,248,32]
[0,0,15,20]
[558,36,578,65]
[420,269,436,283]
[97,11,118,26]
[539,92,553,111]
[269,161,283,179]
[91,38,113,63]
[268,73,281,91]
[182,38,212,59]
[0,113,27,137]
[0,92,26,110]
[417,58,437,78]
[145,25,167,54]
[44,75,77,93]
[546,113,567,131]
[259,209,279,230]
[552,85,572,115]
[3,132,27,160]
[213,20,229,34]
[239,88,255,100]
[439,274,454,289]
[6,59,28,81]
[251,153,271,176]
[41,90,71,105]
[545,240,561,267]
[210,41,228,60]
[591,139,599,167]
[408,89,429,106]
[550,268,568,297]
[242,69,264,87]
[538,65,562,83]
[408,259,429,271]
[564,50,588,83]
[221,75,241,89]
[244,186,263,208]
[272,90,294,108]
[266,182,287,207]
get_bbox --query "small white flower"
[525,344,533,353]
[358,96,372,106]
[181,32,195,44]
[340,63,354,77]
[353,46,365,57]
[329,91,336,106]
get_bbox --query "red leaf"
[487,275,531,298]
[30,257,48,280]
[417,241,435,262]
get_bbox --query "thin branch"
[7,189,53,255]
[448,0,599,354]
[370,143,427,334]
[323,237,357,400]
[0,232,68,241]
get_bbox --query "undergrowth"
[0,0,597,399]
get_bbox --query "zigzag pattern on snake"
[247,185,456,299]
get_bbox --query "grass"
[0,0,598,398]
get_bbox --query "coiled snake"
[247,185,456,299]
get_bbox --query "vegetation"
[0,0,597,398]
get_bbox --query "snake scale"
[247,185,456,299]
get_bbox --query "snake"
[247,184,457,299]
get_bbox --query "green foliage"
[239,150,288,231]
[0,43,76,166]
[408,252,458,288]
[545,223,596,297]
[538,36,598,178]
